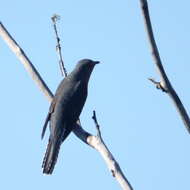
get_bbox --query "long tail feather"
[42,138,61,174]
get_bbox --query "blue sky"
[1,0,190,189]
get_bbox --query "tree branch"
[140,0,190,134]
[0,21,133,190]
[51,14,67,77]
[0,22,53,102]
[91,110,133,190]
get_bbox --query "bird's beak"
[93,61,100,64]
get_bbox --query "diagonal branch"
[0,21,133,190]
[0,22,53,102]
[140,0,190,134]
[91,110,133,190]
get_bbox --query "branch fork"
[148,78,167,92]
[140,0,190,133]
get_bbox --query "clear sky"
[1,0,190,189]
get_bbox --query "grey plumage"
[41,59,99,174]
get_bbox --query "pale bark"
[0,22,53,102]
[140,0,190,133]
[0,21,133,190]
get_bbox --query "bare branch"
[140,0,190,133]
[0,22,53,102]
[148,78,167,92]
[90,111,133,190]
[51,14,67,77]
[0,22,133,190]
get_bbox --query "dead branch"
[51,14,67,77]
[0,22,53,102]
[140,0,190,134]
[0,21,133,190]
[91,110,133,190]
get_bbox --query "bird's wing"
[41,98,57,140]
[41,78,68,140]
[52,80,85,139]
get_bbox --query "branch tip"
[51,14,67,77]
[51,14,60,23]
[148,78,159,84]
[92,110,101,138]
[148,78,167,93]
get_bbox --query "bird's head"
[77,59,100,69]
[71,59,99,82]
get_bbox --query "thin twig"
[148,78,167,92]
[140,0,190,134]
[51,14,67,77]
[0,21,133,190]
[92,110,102,138]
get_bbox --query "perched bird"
[41,59,99,174]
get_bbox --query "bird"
[41,59,99,174]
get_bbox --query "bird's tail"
[42,138,61,174]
